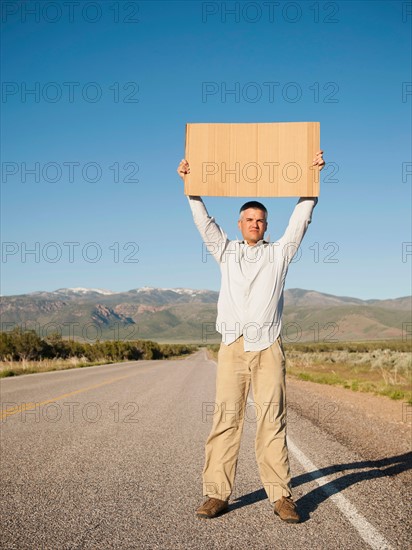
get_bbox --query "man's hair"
[239,201,268,218]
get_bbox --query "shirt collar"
[239,239,268,246]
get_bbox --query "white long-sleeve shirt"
[188,196,318,351]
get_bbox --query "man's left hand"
[312,150,325,170]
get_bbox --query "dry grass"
[286,347,411,401]
[0,357,112,377]
[206,342,412,402]
[0,348,196,378]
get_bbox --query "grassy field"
[0,352,196,378]
[206,340,412,403]
[2,338,410,404]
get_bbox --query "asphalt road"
[1,351,410,549]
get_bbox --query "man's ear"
[237,219,242,230]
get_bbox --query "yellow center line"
[1,373,136,420]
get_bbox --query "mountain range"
[1,287,410,343]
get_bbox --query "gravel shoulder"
[286,375,411,482]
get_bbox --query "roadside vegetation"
[0,328,196,378]
[207,340,412,403]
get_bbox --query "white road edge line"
[245,396,393,550]
[287,438,393,550]
[208,359,393,549]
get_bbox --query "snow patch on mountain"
[132,287,211,296]
[54,288,115,296]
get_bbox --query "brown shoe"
[196,497,229,519]
[274,496,300,523]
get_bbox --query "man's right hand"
[177,159,190,180]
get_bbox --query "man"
[177,151,325,523]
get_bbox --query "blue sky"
[1,0,411,299]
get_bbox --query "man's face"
[238,208,268,245]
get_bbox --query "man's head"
[238,201,268,245]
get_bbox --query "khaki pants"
[203,335,291,504]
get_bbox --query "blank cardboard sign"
[184,122,320,197]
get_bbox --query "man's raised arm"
[177,159,228,264]
[277,150,325,264]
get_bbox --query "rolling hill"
[0,287,410,343]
